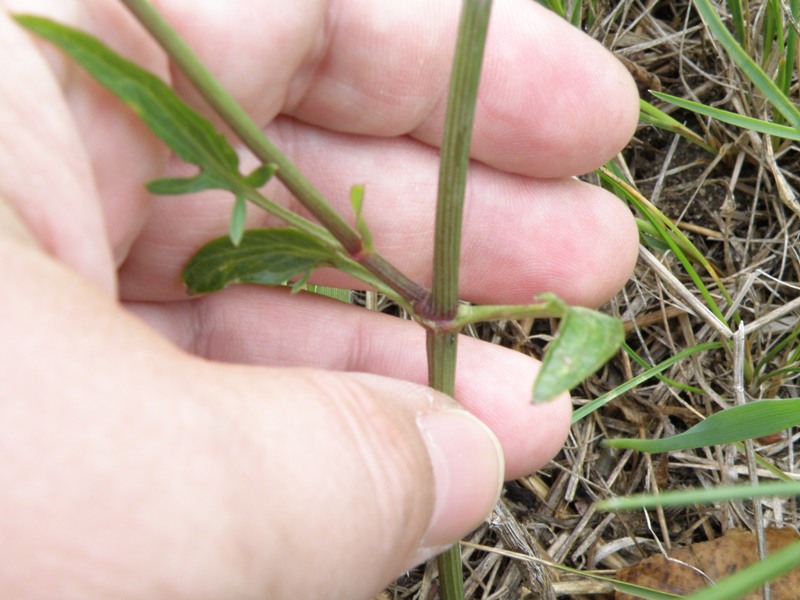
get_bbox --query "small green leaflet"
[350,184,374,252]
[603,398,800,453]
[15,14,275,198]
[182,228,338,294]
[533,306,624,402]
[229,196,248,246]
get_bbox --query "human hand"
[0,1,639,598]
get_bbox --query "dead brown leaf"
[615,528,800,599]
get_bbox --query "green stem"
[428,0,493,320]
[242,189,336,245]
[120,0,428,307]
[426,1,493,599]
[428,331,462,599]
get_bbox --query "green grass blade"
[639,98,717,153]
[598,167,731,322]
[692,0,800,128]
[726,0,747,44]
[754,325,800,381]
[651,91,800,140]
[603,398,800,452]
[540,0,567,18]
[610,583,683,600]
[763,0,782,63]
[598,481,800,511]
[781,0,799,98]
[572,342,722,423]
[623,342,705,394]
[568,0,583,27]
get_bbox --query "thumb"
[216,367,505,599]
[0,227,504,599]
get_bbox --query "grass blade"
[598,481,800,511]
[598,166,731,322]
[651,91,800,140]
[603,398,800,452]
[572,342,723,423]
[692,0,800,128]
[639,98,717,152]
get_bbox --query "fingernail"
[415,410,504,555]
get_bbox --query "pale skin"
[0,0,640,598]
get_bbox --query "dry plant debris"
[384,0,800,598]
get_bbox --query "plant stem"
[426,1,493,599]
[120,0,428,307]
[241,189,336,245]
[429,0,493,320]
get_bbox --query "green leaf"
[147,172,229,195]
[603,398,800,452]
[182,228,338,294]
[229,196,247,246]
[245,163,278,188]
[533,307,624,403]
[305,285,353,303]
[651,91,800,141]
[15,14,258,197]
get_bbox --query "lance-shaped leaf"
[183,228,339,294]
[532,307,624,402]
[603,398,800,453]
[15,14,274,198]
